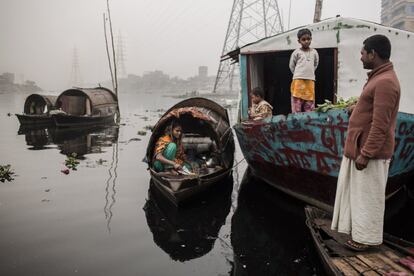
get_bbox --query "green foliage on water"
[0,164,15,182]
[65,153,80,170]
[315,96,359,113]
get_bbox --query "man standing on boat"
[331,35,401,251]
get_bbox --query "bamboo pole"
[106,0,118,95]
[103,13,115,91]
[105,0,120,123]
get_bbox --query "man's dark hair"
[252,87,264,98]
[297,28,312,39]
[363,35,391,60]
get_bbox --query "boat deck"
[311,217,414,275]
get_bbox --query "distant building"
[0,72,15,85]
[381,0,414,32]
[198,66,208,79]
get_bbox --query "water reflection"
[18,126,55,150]
[143,177,233,262]
[18,125,119,158]
[230,170,320,276]
[104,141,119,233]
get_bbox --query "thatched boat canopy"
[56,87,117,116]
[23,94,57,115]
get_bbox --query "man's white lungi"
[331,156,390,245]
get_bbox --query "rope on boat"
[232,157,246,169]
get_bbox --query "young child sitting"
[248,87,273,120]
[289,28,319,113]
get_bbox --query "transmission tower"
[69,46,83,87]
[213,0,284,93]
[116,31,127,78]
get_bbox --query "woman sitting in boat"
[153,121,192,174]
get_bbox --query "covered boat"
[305,206,414,276]
[230,16,414,211]
[15,94,57,126]
[145,97,235,205]
[52,87,117,127]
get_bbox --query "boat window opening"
[247,48,337,116]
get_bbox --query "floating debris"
[127,138,141,143]
[0,165,15,183]
[65,153,79,170]
[41,199,51,202]
[96,158,107,165]
[45,189,51,192]
[137,130,147,136]
[61,169,70,175]
[143,125,154,131]
[7,112,11,117]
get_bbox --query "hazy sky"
[0,0,381,91]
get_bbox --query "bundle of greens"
[315,96,359,113]
[0,165,15,183]
[65,153,80,170]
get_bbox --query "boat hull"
[235,110,414,211]
[15,114,54,126]
[53,114,115,127]
[150,168,232,206]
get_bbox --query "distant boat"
[305,206,414,276]
[15,94,57,126]
[228,16,414,211]
[52,87,118,127]
[145,97,235,205]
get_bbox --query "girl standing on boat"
[289,28,319,113]
[153,121,191,174]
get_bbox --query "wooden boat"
[145,97,235,206]
[52,87,117,127]
[227,17,414,211]
[305,206,414,276]
[15,94,57,126]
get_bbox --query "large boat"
[52,87,118,127]
[15,94,57,126]
[228,17,414,211]
[145,97,235,205]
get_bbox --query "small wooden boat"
[15,94,57,126]
[305,206,414,276]
[52,87,117,127]
[145,97,235,206]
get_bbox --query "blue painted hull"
[234,109,414,210]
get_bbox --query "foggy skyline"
[0,0,381,91]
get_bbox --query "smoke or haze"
[0,0,381,91]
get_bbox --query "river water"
[0,91,413,276]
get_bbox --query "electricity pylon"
[116,31,127,78]
[69,46,83,87]
[213,0,284,93]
